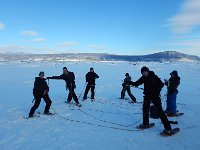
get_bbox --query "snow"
[0,61,200,150]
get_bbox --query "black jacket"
[165,76,180,93]
[48,71,75,88]
[33,77,49,97]
[86,72,99,85]
[130,71,164,98]
[123,76,131,87]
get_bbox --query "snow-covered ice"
[0,61,200,150]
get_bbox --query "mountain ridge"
[0,51,199,62]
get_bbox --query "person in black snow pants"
[164,70,181,116]
[29,71,52,118]
[47,67,81,107]
[129,66,174,135]
[83,67,99,101]
[120,73,136,103]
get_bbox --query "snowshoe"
[128,100,137,104]
[167,112,184,117]
[169,121,178,124]
[75,103,82,107]
[65,100,71,104]
[24,114,39,119]
[161,128,180,136]
[44,112,55,116]
[137,123,155,129]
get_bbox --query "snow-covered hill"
[0,51,199,63]
[0,61,200,150]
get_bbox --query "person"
[29,71,52,118]
[129,66,173,134]
[164,70,180,116]
[120,73,136,103]
[83,67,99,101]
[47,67,81,107]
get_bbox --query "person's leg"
[143,97,150,125]
[127,88,136,102]
[67,91,72,102]
[91,85,95,99]
[165,94,170,113]
[121,88,126,99]
[153,97,171,130]
[43,94,52,114]
[83,84,90,99]
[29,97,41,117]
[73,92,79,104]
[169,92,177,114]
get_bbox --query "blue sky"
[0,0,200,56]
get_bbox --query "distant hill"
[0,51,199,63]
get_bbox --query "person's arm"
[47,74,63,80]
[164,79,169,86]
[129,76,144,87]
[95,73,99,79]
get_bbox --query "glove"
[122,83,125,86]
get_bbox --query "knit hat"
[170,70,178,77]
[141,66,149,74]
[90,67,94,70]
[125,73,129,76]
[39,71,44,76]
[63,67,67,70]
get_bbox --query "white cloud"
[168,0,200,34]
[0,44,54,54]
[163,38,200,56]
[58,41,78,47]
[32,37,47,42]
[21,30,39,36]
[87,44,106,51]
[0,22,5,30]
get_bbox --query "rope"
[50,106,139,132]
[95,99,140,111]
[78,108,141,127]
[78,82,87,100]
[70,107,142,115]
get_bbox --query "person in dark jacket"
[129,66,173,134]
[120,73,136,103]
[47,67,81,107]
[83,67,99,100]
[29,71,52,118]
[164,70,180,116]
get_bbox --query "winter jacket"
[33,77,49,97]
[129,71,164,98]
[165,76,180,94]
[86,72,99,85]
[48,71,76,88]
[123,76,132,87]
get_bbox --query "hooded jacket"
[165,72,180,93]
[86,72,99,85]
[48,71,75,88]
[33,77,49,97]
[130,71,164,98]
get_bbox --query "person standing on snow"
[83,67,99,101]
[47,67,81,107]
[164,70,180,116]
[29,71,52,118]
[120,73,136,103]
[129,66,173,135]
